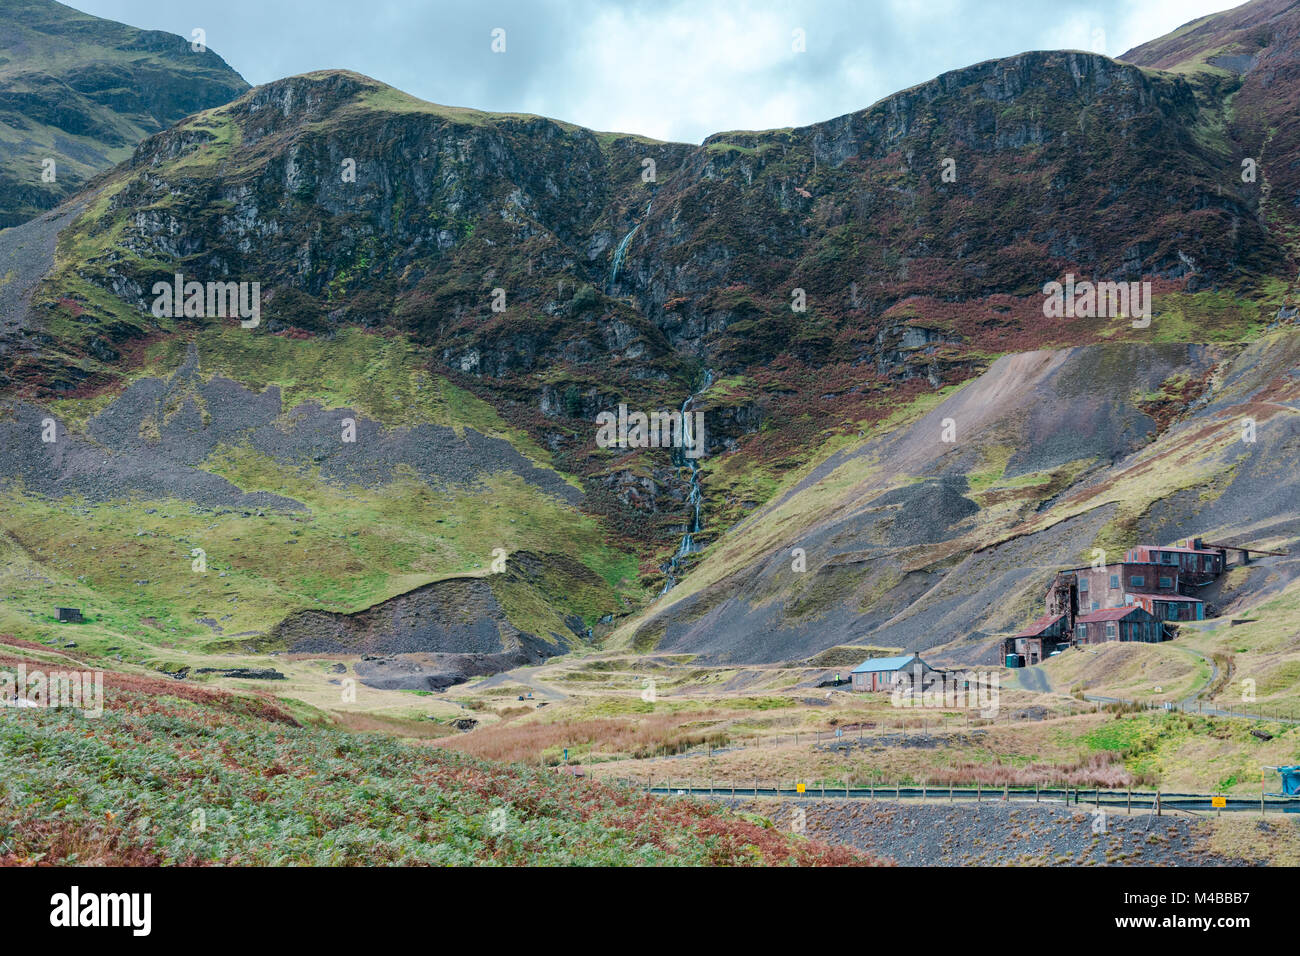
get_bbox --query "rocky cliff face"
[4,0,1299,658]
[0,0,248,228]
[1121,0,1300,245]
[627,49,1282,346]
[19,33,1294,546]
[67,49,1285,371]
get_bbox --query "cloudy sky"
[70,0,1239,143]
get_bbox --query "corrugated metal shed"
[1075,606,1148,623]
[851,654,917,674]
[1012,612,1064,638]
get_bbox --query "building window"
[1130,575,1144,588]
[1092,601,1100,611]
[1077,624,1086,638]
[1166,604,1178,620]
[1079,577,1089,592]
[1106,623,1116,638]
[1159,576,1172,589]
[1110,574,1119,588]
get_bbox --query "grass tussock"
[906,751,1156,789]
[434,714,732,765]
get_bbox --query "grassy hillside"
[0,642,868,865]
[0,323,642,676]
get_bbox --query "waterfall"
[660,368,713,596]
[607,200,652,294]
[608,226,637,291]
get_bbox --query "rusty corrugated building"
[1074,606,1163,644]
[1005,535,1233,656]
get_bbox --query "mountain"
[1120,0,1300,250]
[0,0,248,228]
[617,332,1300,662]
[1,0,1298,681]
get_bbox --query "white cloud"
[67,0,1245,143]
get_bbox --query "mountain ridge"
[1,0,1297,675]
[0,0,249,227]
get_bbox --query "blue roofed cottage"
[850,654,935,692]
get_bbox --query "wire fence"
[619,696,1297,764]
[593,777,1300,816]
[1085,695,1300,725]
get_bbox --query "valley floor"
[7,572,1300,866]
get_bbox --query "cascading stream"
[604,199,705,595]
[607,200,652,293]
[660,368,713,595]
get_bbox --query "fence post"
[977,783,981,803]
[1127,789,1131,815]
[1035,783,1039,803]
[1156,790,1162,816]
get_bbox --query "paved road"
[1017,665,1051,693]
